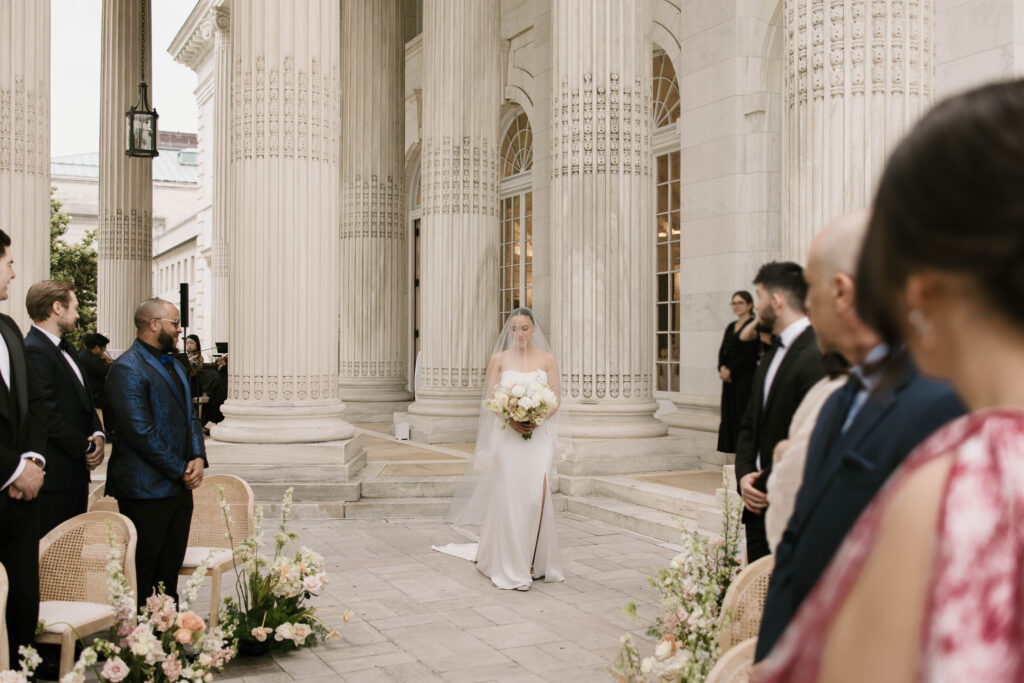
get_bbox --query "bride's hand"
[507,420,536,435]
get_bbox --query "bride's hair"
[508,307,535,323]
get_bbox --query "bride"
[434,307,565,591]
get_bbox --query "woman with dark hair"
[755,80,1024,682]
[717,290,759,452]
[184,334,204,374]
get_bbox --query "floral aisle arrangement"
[59,524,235,683]
[613,474,744,682]
[0,646,41,682]
[484,374,558,440]
[218,486,346,656]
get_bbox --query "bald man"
[755,214,965,660]
[105,298,207,606]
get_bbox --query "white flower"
[127,623,165,664]
[510,384,526,398]
[302,572,326,593]
[274,622,295,641]
[292,622,312,646]
[655,640,673,659]
[59,672,85,683]
[640,657,653,674]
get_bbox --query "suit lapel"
[763,327,813,416]
[30,328,94,413]
[0,318,28,422]
[137,344,188,415]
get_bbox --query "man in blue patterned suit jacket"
[106,298,207,606]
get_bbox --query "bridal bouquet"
[485,375,558,440]
[59,523,235,683]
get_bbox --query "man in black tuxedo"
[754,213,964,660]
[0,230,49,666]
[25,280,106,535]
[735,262,824,561]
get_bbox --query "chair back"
[187,474,254,548]
[38,512,137,605]
[705,637,757,683]
[0,562,8,670]
[87,482,119,513]
[718,555,774,650]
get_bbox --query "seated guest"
[765,351,848,552]
[754,207,966,667]
[24,281,106,535]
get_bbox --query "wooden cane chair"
[36,511,137,678]
[0,562,8,671]
[178,474,254,627]
[718,555,774,650]
[705,637,757,683]
[86,482,119,513]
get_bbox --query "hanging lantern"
[126,82,159,157]
[125,0,159,158]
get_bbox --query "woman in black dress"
[717,290,759,452]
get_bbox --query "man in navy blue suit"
[106,298,207,606]
[24,280,106,536]
[754,212,965,660]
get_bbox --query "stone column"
[783,0,934,262]
[550,0,672,448]
[209,5,230,346]
[98,0,154,349]
[339,0,411,422]
[403,0,501,443]
[211,0,352,443]
[0,1,49,332]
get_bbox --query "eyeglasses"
[730,301,747,306]
[154,318,181,329]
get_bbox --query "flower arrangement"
[613,474,744,682]
[217,486,346,656]
[484,375,558,440]
[59,523,235,683]
[0,646,41,682]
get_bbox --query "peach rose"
[176,611,205,632]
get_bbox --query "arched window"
[653,51,682,392]
[499,111,533,324]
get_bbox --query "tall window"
[653,52,682,392]
[499,111,533,325]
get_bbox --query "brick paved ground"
[206,512,678,683]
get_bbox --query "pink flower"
[101,656,130,682]
[162,654,182,682]
[146,594,177,632]
[175,611,205,633]
[173,628,194,645]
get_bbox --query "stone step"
[565,495,698,544]
[248,481,361,503]
[590,476,723,533]
[261,501,347,521]
[360,477,462,499]
[343,496,453,519]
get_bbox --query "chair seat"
[181,546,233,569]
[39,601,116,633]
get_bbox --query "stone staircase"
[205,425,733,543]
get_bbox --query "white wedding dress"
[435,369,565,590]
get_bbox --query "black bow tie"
[58,338,75,355]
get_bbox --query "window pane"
[657,184,668,214]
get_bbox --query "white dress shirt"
[0,328,46,490]
[757,315,812,470]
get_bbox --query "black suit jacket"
[25,327,103,492]
[735,325,824,496]
[0,315,48,514]
[754,358,965,660]
[77,348,109,403]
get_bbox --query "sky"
[51,0,199,157]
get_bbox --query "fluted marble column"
[404,0,501,443]
[208,5,230,346]
[211,0,352,443]
[551,0,666,440]
[339,0,410,420]
[0,1,49,331]
[98,0,154,349]
[783,0,934,261]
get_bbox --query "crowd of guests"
[714,79,1024,679]
[0,229,213,676]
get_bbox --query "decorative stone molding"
[549,0,663,439]
[783,0,934,261]
[98,0,154,348]
[208,3,231,345]
[0,0,50,331]
[212,0,351,444]
[339,0,410,410]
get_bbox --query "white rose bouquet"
[485,376,558,440]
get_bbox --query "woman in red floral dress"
[754,79,1024,682]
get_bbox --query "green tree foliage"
[49,186,97,348]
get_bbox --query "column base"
[560,402,669,438]
[396,395,481,444]
[210,400,354,443]
[339,381,413,423]
[660,394,731,466]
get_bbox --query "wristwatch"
[24,455,45,470]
